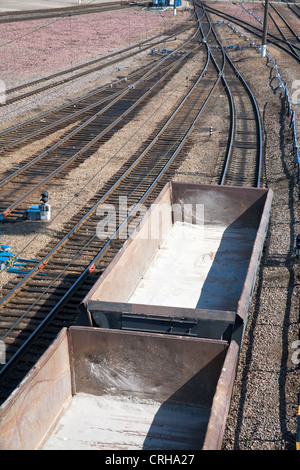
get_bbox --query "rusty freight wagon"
[0,182,272,450]
[81,181,273,346]
[0,326,238,450]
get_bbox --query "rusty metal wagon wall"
[0,182,273,450]
[81,181,273,346]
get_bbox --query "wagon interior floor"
[42,392,210,450]
[128,221,257,311]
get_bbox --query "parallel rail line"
[0,60,165,150]
[267,3,300,59]
[0,44,195,220]
[0,5,262,405]
[0,1,134,23]
[2,19,194,108]
[196,1,262,188]
[289,3,300,20]
[0,19,217,401]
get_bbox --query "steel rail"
[0,26,225,380]
[197,10,236,186]
[0,57,175,151]
[3,21,195,108]
[0,25,201,216]
[0,51,192,219]
[268,12,300,58]
[0,88,125,152]
[0,45,204,306]
[289,3,300,20]
[266,4,300,59]
[2,43,154,108]
[203,2,300,63]
[0,33,210,308]
[0,19,196,147]
[5,13,195,96]
[196,1,262,188]
[0,55,182,175]
[221,51,262,188]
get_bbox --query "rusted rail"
[203,2,300,63]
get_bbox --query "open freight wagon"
[81,181,273,345]
[0,182,273,450]
[0,326,239,450]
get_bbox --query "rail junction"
[0,0,299,450]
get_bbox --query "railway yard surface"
[0,0,299,451]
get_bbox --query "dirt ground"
[0,7,189,87]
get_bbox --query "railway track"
[0,58,172,147]
[267,3,300,59]
[0,1,133,23]
[196,2,262,187]
[289,3,300,21]
[204,1,300,63]
[0,1,292,452]
[216,51,262,188]
[199,2,300,450]
[0,49,193,220]
[0,17,219,402]
[2,19,194,108]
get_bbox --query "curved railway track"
[200,1,299,450]
[217,50,262,187]
[0,2,265,405]
[196,2,262,188]
[0,49,193,220]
